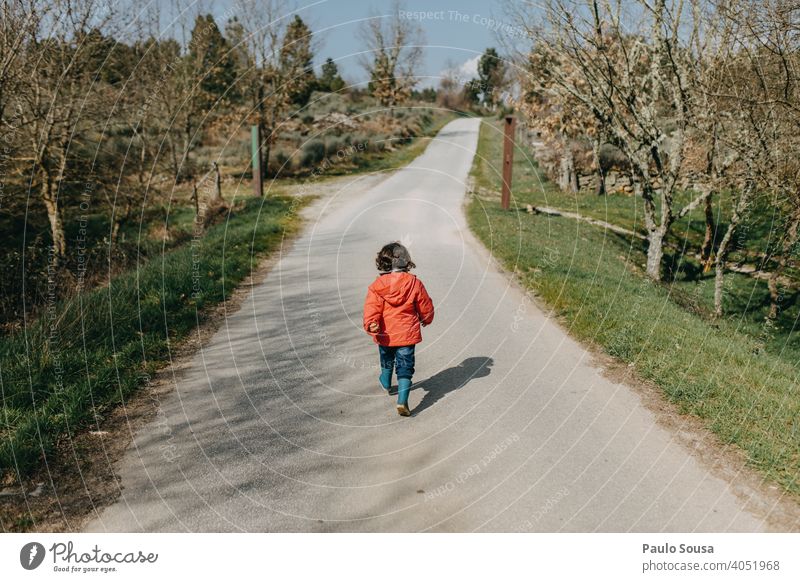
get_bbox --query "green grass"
[468,119,800,496]
[0,195,304,479]
[503,132,788,274]
[493,121,800,359]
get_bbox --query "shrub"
[300,139,326,167]
[350,133,370,153]
[269,150,290,175]
[325,137,345,157]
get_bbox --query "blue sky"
[295,0,508,86]
[164,0,514,89]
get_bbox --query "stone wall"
[523,129,663,196]
[578,170,634,195]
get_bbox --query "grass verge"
[0,195,304,481]
[467,119,800,496]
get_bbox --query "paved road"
[86,118,780,532]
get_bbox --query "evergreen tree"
[318,57,345,92]
[224,16,253,82]
[188,14,238,108]
[477,47,505,108]
[280,15,315,106]
[463,79,481,107]
[413,87,437,102]
[81,28,136,85]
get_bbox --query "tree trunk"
[167,133,179,182]
[713,222,736,317]
[262,129,272,180]
[114,194,135,243]
[645,227,665,281]
[182,114,194,181]
[713,258,725,318]
[212,162,223,202]
[767,277,780,320]
[713,189,749,316]
[137,129,147,189]
[42,178,66,265]
[190,184,199,219]
[767,211,800,319]
[261,94,280,181]
[558,147,578,193]
[595,165,606,196]
[592,138,605,195]
[700,191,715,272]
[638,175,666,282]
[110,200,124,244]
[256,87,266,185]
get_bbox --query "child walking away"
[363,242,434,416]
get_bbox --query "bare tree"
[102,5,166,241]
[359,1,424,111]
[512,0,711,281]
[233,0,303,181]
[521,55,601,194]
[700,0,800,317]
[0,1,42,131]
[742,1,800,321]
[436,60,470,110]
[17,0,112,265]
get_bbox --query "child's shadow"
[402,357,493,416]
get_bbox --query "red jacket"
[363,272,434,346]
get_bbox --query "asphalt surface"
[86,118,780,532]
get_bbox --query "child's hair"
[375,242,416,272]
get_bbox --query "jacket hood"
[370,272,417,307]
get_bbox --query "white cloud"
[456,55,480,79]
[435,55,480,85]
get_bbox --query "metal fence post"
[251,125,263,197]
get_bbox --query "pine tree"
[463,79,481,107]
[224,16,253,85]
[280,15,315,106]
[477,47,505,108]
[318,57,344,92]
[188,14,238,109]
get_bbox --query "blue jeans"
[378,345,415,379]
